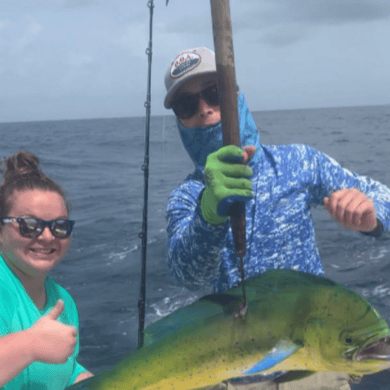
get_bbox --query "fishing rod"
[137,0,154,350]
[138,0,170,351]
[210,0,247,312]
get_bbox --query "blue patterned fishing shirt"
[167,93,390,293]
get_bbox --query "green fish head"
[304,285,390,376]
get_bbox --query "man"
[163,47,390,389]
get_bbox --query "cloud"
[259,24,309,47]
[254,0,390,24]
[228,0,390,46]
[35,0,102,8]
[286,0,390,24]
[1,5,147,96]
[0,16,44,55]
[113,22,149,57]
[0,17,46,90]
[143,0,390,48]
[67,52,94,68]
[163,14,211,36]
[0,20,11,31]
[14,20,44,53]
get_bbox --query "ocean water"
[1,104,390,389]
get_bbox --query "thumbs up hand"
[27,300,77,364]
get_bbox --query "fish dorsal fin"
[243,340,301,374]
[145,293,241,346]
[200,293,245,315]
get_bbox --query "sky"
[1,0,390,122]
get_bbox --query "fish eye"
[340,331,354,345]
[339,330,354,345]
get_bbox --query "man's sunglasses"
[1,217,75,239]
[172,84,219,119]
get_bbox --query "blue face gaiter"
[177,92,261,177]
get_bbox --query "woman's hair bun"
[1,151,41,181]
[0,150,69,219]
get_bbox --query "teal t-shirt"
[0,255,88,390]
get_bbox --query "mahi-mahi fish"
[66,270,390,389]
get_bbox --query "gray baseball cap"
[164,47,217,109]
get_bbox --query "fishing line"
[162,114,166,178]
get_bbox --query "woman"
[0,151,93,389]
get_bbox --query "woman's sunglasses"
[1,217,75,239]
[172,84,219,119]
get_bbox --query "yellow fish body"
[67,270,390,389]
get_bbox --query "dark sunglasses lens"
[19,218,42,238]
[51,220,73,238]
[202,85,219,106]
[173,94,199,119]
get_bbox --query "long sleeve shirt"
[167,144,390,293]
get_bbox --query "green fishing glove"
[201,145,254,225]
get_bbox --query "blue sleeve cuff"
[361,219,384,238]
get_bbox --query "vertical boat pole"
[138,0,154,350]
[210,0,247,309]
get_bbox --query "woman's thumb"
[46,299,64,321]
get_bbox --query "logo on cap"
[170,52,201,78]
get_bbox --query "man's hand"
[323,188,377,232]
[201,145,256,225]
